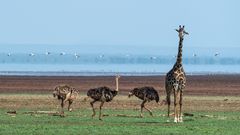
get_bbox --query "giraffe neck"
[115,77,119,92]
[176,37,184,65]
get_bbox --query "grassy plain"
[0,94,240,135]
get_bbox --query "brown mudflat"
[0,75,239,96]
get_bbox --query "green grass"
[1,109,240,135]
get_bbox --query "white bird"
[125,54,130,57]
[60,52,66,56]
[150,56,157,60]
[99,54,104,58]
[74,53,80,59]
[7,53,11,56]
[29,52,35,56]
[45,51,51,55]
[214,52,220,57]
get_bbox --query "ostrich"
[53,84,79,115]
[128,86,160,117]
[87,75,120,120]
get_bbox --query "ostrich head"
[116,74,121,79]
[175,25,189,39]
[53,87,59,98]
[53,85,72,99]
[128,88,138,98]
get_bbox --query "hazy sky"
[0,0,239,51]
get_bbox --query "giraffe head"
[175,25,189,39]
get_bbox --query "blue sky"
[0,0,239,53]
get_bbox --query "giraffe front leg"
[99,101,104,120]
[179,91,183,122]
[174,90,178,123]
[176,91,181,123]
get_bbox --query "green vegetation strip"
[1,109,240,135]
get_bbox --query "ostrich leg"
[140,100,147,118]
[99,101,104,120]
[90,100,97,118]
[68,100,73,112]
[143,104,153,116]
[60,99,65,116]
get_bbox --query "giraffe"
[165,25,188,123]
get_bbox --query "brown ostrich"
[87,75,120,120]
[128,86,159,117]
[53,84,79,115]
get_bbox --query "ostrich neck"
[176,37,183,65]
[115,78,119,91]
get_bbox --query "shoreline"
[1,71,240,77]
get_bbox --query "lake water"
[1,44,239,76]
[0,51,239,76]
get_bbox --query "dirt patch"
[1,95,240,112]
[0,75,240,96]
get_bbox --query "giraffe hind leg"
[166,94,171,117]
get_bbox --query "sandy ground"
[0,75,239,96]
[0,94,240,112]
[0,75,239,112]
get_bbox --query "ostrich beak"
[53,91,57,97]
[128,92,133,98]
